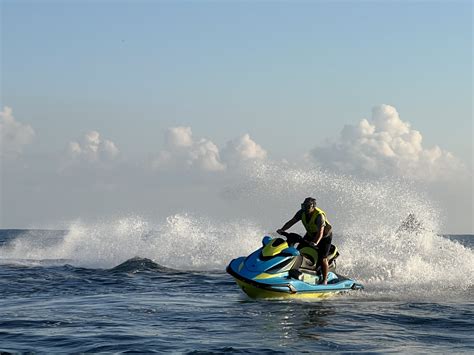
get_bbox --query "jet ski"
[226,232,363,299]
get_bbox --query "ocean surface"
[0,227,472,353]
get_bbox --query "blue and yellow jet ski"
[226,232,363,299]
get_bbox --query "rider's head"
[301,197,316,212]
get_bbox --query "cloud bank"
[151,127,267,172]
[0,106,35,158]
[2,104,471,232]
[310,104,466,181]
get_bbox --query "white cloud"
[190,138,225,172]
[68,130,119,163]
[222,134,267,165]
[0,106,35,158]
[311,104,466,181]
[166,126,194,148]
[152,126,225,172]
[152,128,267,172]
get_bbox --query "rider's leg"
[318,232,332,285]
[321,257,328,285]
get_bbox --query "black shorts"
[302,232,333,260]
[317,233,332,260]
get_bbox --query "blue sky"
[2,0,472,159]
[1,1,472,232]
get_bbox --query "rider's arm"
[313,214,326,246]
[278,217,298,232]
[277,210,302,233]
[313,226,325,246]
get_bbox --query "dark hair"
[302,197,316,206]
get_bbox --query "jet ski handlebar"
[276,231,304,245]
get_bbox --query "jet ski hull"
[233,275,339,299]
[227,257,363,299]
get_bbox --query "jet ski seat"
[297,244,339,272]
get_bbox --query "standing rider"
[276,197,333,285]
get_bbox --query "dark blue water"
[0,229,473,353]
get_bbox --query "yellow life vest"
[301,207,332,235]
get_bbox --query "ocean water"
[1,165,473,352]
[0,226,472,353]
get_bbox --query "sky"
[1,0,472,233]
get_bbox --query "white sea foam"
[242,162,474,297]
[0,215,262,270]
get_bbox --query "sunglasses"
[301,203,314,210]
